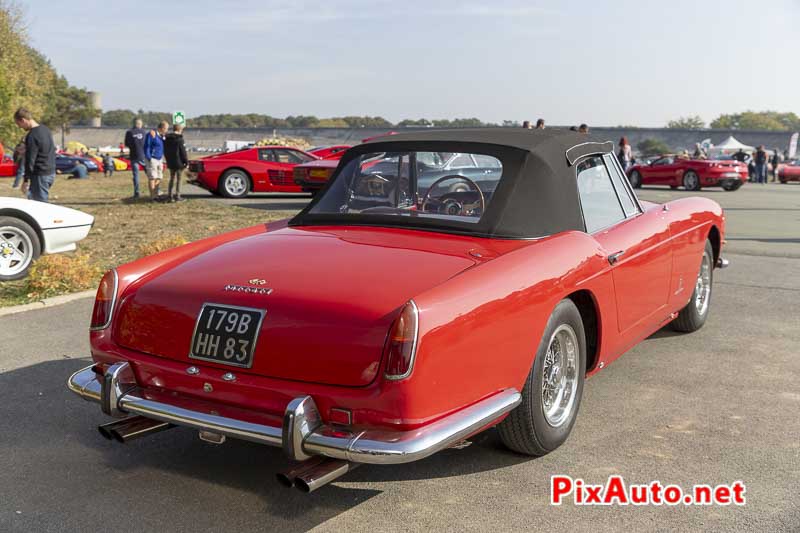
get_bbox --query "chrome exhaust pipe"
[275,456,326,488]
[98,416,174,443]
[293,459,359,493]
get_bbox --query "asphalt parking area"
[0,183,797,532]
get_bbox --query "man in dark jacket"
[124,118,146,198]
[163,124,189,202]
[13,107,55,202]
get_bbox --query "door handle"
[608,250,626,265]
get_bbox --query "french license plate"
[189,303,265,368]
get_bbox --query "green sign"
[172,111,186,126]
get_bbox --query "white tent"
[708,136,754,156]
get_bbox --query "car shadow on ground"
[0,359,534,529]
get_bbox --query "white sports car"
[0,197,94,281]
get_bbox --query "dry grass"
[1,169,297,306]
[26,253,102,300]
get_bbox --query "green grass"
[1,170,297,307]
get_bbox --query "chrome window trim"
[384,300,420,381]
[573,153,628,234]
[603,153,643,217]
[89,269,118,331]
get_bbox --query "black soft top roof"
[290,128,614,239]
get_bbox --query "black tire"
[629,170,642,188]
[498,299,586,456]
[683,170,701,191]
[218,169,251,198]
[669,185,679,190]
[671,240,714,333]
[721,181,742,191]
[0,216,42,281]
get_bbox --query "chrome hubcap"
[0,227,33,276]
[225,174,246,195]
[541,324,579,427]
[685,173,698,189]
[694,252,712,316]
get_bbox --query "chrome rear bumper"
[68,363,520,465]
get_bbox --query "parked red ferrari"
[308,145,350,159]
[777,160,800,183]
[187,146,317,198]
[293,158,340,193]
[68,129,728,492]
[627,155,747,191]
[0,154,17,177]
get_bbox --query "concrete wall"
[58,126,798,154]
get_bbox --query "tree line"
[98,110,513,129]
[0,1,97,146]
[667,112,800,131]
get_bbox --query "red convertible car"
[187,146,317,198]
[627,155,747,191]
[68,129,727,492]
[777,160,800,183]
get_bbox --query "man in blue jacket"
[124,118,146,199]
[144,121,168,200]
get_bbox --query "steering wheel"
[421,175,485,217]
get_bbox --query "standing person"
[754,145,768,184]
[770,148,781,182]
[163,123,188,202]
[143,121,168,200]
[535,118,545,129]
[578,123,589,134]
[618,137,632,171]
[732,148,748,162]
[103,153,115,177]
[124,118,147,198]
[13,108,56,202]
[12,138,25,188]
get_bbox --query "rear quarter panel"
[381,231,617,425]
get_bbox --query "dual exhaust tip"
[98,416,174,443]
[276,457,358,493]
[98,417,356,492]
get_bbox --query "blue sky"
[20,0,800,126]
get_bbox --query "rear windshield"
[309,151,503,224]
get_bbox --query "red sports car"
[0,154,18,177]
[627,155,747,191]
[777,160,800,183]
[308,145,350,159]
[188,146,317,198]
[68,129,727,493]
[292,158,340,193]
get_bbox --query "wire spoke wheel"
[540,324,579,428]
[694,251,712,316]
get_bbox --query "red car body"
[777,161,800,183]
[0,154,17,177]
[68,129,727,491]
[308,145,350,159]
[627,155,748,191]
[187,146,317,198]
[292,158,340,193]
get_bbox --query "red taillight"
[383,301,419,380]
[90,269,118,330]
